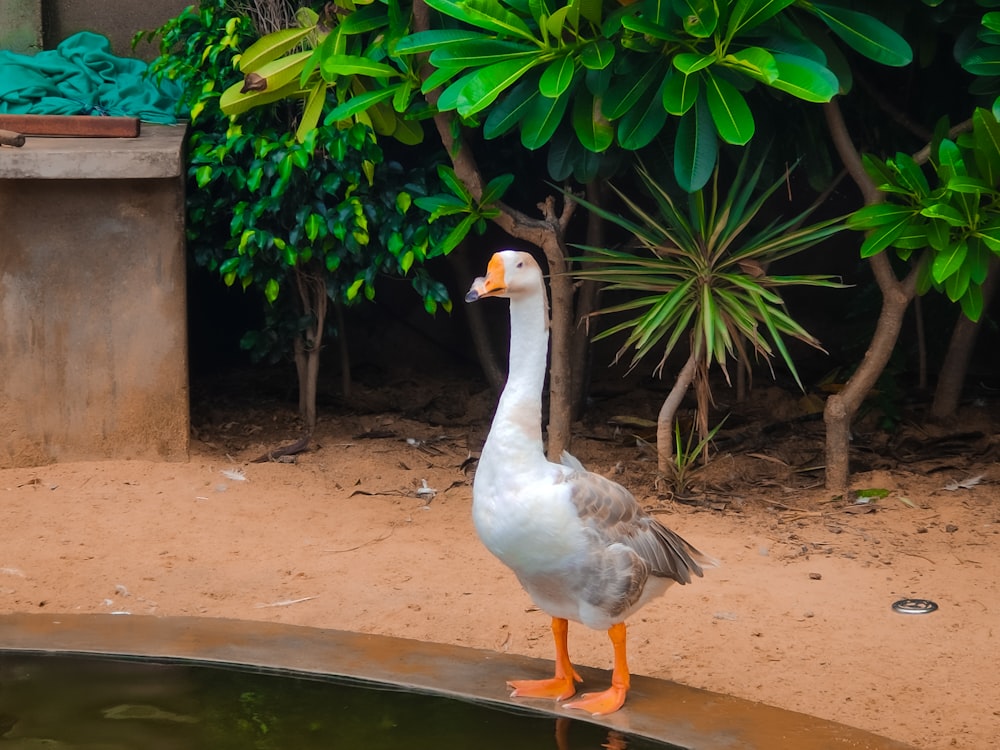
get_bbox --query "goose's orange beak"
[465,254,506,302]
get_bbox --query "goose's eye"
[516,261,524,268]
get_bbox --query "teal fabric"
[0,31,184,124]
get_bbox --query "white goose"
[465,249,717,716]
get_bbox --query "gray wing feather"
[564,467,716,585]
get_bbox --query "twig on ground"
[325,527,394,553]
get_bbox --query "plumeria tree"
[220,0,910,463]
[202,0,1000,494]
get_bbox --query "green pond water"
[0,653,680,749]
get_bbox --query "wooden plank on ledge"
[0,114,141,138]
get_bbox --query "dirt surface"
[1,376,998,749]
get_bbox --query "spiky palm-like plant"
[574,155,846,473]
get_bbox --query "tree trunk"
[930,258,1000,418]
[333,299,352,400]
[569,180,606,419]
[821,100,921,495]
[293,265,327,434]
[448,246,505,392]
[913,295,927,390]
[823,253,917,493]
[656,352,698,474]
[413,0,577,460]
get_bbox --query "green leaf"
[433,69,479,109]
[346,278,364,301]
[339,4,390,34]
[859,216,910,257]
[195,165,213,188]
[960,44,1000,76]
[299,46,323,89]
[932,241,968,283]
[617,74,670,150]
[399,248,415,272]
[944,260,970,303]
[704,71,755,145]
[890,152,931,197]
[394,29,493,55]
[545,4,578,37]
[228,48,313,97]
[480,173,515,205]
[220,76,308,117]
[580,39,615,70]
[662,68,700,115]
[305,213,324,242]
[809,4,912,67]
[438,213,479,254]
[429,39,537,68]
[422,0,538,43]
[320,54,399,80]
[891,222,931,251]
[674,95,718,192]
[965,235,993,284]
[722,47,778,84]
[438,164,473,203]
[947,176,994,195]
[674,52,716,75]
[572,89,614,152]
[521,85,572,149]
[414,193,468,220]
[936,139,967,182]
[483,77,539,138]
[676,0,718,37]
[920,203,967,227]
[577,0,602,25]
[264,278,280,304]
[982,11,1000,34]
[727,0,797,36]
[960,281,984,321]
[846,203,916,230]
[296,79,327,142]
[220,256,241,275]
[456,57,541,116]
[239,26,313,73]
[539,55,576,98]
[603,59,668,119]
[324,86,398,122]
[861,153,897,190]
[768,53,839,103]
[976,222,1000,252]
[973,107,1000,187]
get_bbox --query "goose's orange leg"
[563,621,630,715]
[507,617,582,701]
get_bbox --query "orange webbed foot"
[507,669,582,702]
[562,684,628,716]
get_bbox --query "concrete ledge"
[0,123,185,179]
[0,613,916,750]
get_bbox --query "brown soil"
[1,377,998,749]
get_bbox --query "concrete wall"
[41,0,189,59]
[0,126,190,467]
[0,0,43,53]
[0,0,186,58]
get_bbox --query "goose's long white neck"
[482,284,550,472]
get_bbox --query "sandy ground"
[1,381,998,749]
